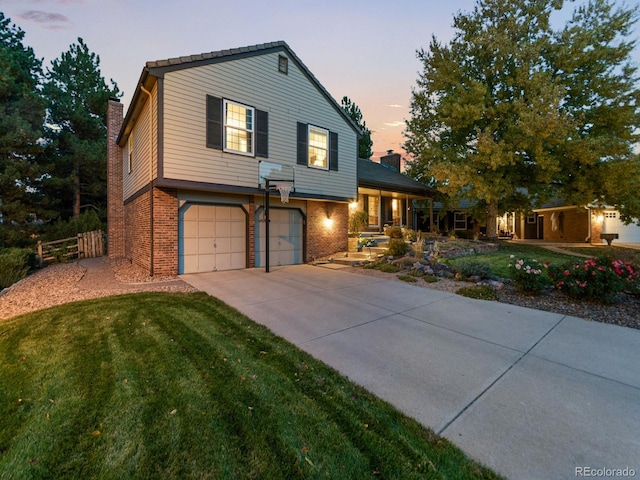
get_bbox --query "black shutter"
[206,95,222,149]
[297,122,308,165]
[329,131,338,171]
[256,109,269,158]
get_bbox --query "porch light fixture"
[323,217,334,228]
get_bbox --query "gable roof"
[118,41,361,145]
[358,158,435,196]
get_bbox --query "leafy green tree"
[0,12,50,246]
[341,96,373,159]
[404,0,640,238]
[43,37,120,220]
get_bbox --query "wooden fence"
[36,230,105,267]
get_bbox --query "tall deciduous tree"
[341,96,373,159]
[404,0,640,238]
[43,37,120,220]
[0,12,49,245]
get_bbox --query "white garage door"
[603,210,640,243]
[255,208,303,267]
[180,204,246,274]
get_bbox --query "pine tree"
[43,38,120,220]
[0,12,49,246]
[341,96,373,159]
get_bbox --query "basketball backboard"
[258,161,295,190]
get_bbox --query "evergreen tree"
[43,38,120,220]
[341,96,373,159]
[404,0,640,238]
[0,12,49,246]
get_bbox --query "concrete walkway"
[182,265,640,480]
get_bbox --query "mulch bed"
[496,286,640,330]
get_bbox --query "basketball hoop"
[275,184,292,203]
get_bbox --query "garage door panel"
[230,252,246,269]
[255,208,303,267]
[180,204,247,274]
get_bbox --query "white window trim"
[223,99,255,157]
[307,125,329,171]
[454,212,467,230]
[526,215,536,224]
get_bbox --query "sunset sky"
[1,0,638,162]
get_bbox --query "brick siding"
[152,187,178,275]
[124,191,151,272]
[542,208,589,242]
[107,99,124,258]
[306,201,348,261]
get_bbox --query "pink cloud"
[18,10,71,30]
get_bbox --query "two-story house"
[107,41,360,275]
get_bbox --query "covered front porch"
[356,158,436,233]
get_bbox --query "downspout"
[140,84,154,276]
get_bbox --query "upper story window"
[308,126,329,169]
[224,100,254,155]
[296,122,338,171]
[207,95,268,158]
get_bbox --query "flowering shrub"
[507,256,549,293]
[548,257,638,303]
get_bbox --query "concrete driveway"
[182,264,640,480]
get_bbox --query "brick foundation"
[152,187,178,275]
[124,191,151,272]
[306,201,348,261]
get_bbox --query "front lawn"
[0,292,499,479]
[445,242,577,278]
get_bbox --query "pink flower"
[564,270,570,276]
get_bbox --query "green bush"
[398,274,417,283]
[385,238,409,256]
[348,210,369,235]
[507,256,550,294]
[423,274,438,283]
[362,261,400,273]
[0,248,35,289]
[452,260,492,279]
[41,210,104,241]
[456,285,498,301]
[548,257,637,303]
[379,262,400,273]
[384,226,403,239]
[402,228,418,242]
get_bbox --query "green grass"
[445,242,579,278]
[0,292,500,479]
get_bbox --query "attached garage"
[255,208,304,267]
[603,210,640,243]
[179,204,247,274]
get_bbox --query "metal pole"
[265,182,270,273]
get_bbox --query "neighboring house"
[513,203,640,244]
[107,41,360,275]
[423,195,640,244]
[427,198,486,237]
[355,152,436,232]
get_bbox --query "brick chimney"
[107,98,125,258]
[380,149,401,172]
